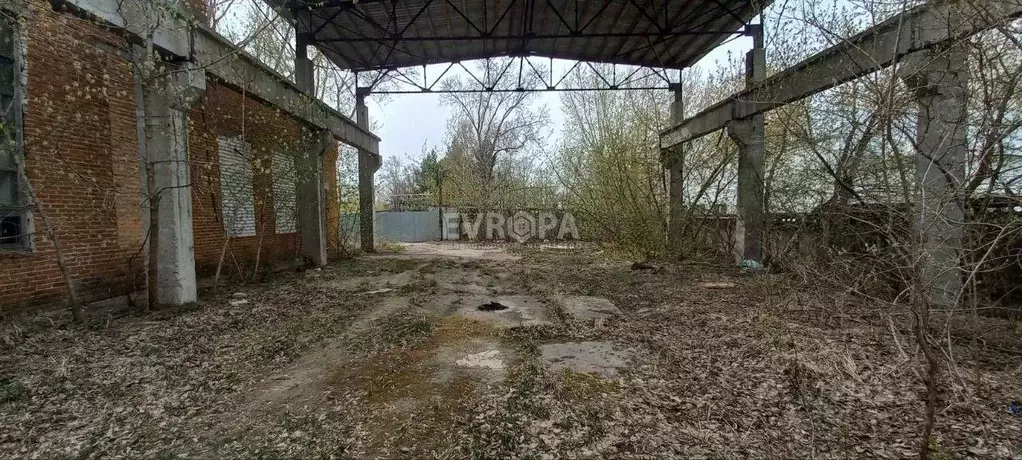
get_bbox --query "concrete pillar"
[899,46,968,307]
[138,60,205,307]
[295,36,328,266]
[295,33,315,93]
[666,80,685,254]
[356,89,380,252]
[726,24,766,266]
[297,131,330,266]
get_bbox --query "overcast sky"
[216,1,754,168]
[367,36,752,167]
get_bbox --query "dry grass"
[0,245,1020,458]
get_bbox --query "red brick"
[0,1,340,312]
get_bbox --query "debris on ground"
[1,243,1020,458]
[739,259,765,273]
[357,288,395,296]
[477,301,508,311]
[697,281,736,289]
[630,261,657,270]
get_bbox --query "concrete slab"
[432,337,509,383]
[559,296,622,322]
[540,341,630,378]
[455,350,505,370]
[434,269,495,295]
[384,242,521,262]
[452,295,554,329]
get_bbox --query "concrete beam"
[193,25,380,155]
[661,0,1022,148]
[51,0,192,57]
[53,0,381,155]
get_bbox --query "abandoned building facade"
[2,0,1018,314]
[0,0,381,312]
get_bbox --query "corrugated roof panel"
[275,0,765,71]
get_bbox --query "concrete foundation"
[900,47,969,307]
[295,38,328,266]
[667,81,685,254]
[727,25,766,265]
[138,60,205,307]
[540,341,630,378]
[356,92,380,252]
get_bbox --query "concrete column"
[726,25,766,266]
[295,36,328,266]
[899,47,968,307]
[356,89,380,252]
[295,33,315,94]
[297,131,330,266]
[138,61,205,307]
[666,80,685,254]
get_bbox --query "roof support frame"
[626,0,666,33]
[542,0,576,34]
[488,0,518,35]
[708,0,750,26]
[358,55,679,94]
[577,0,614,33]
[315,29,740,43]
[274,0,762,71]
[442,0,486,35]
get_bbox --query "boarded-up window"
[218,135,256,237]
[272,152,297,234]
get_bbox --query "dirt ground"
[2,242,1021,459]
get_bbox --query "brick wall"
[189,82,306,277]
[0,2,142,311]
[0,0,341,311]
[188,84,342,276]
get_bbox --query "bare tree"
[439,59,551,209]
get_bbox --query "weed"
[1,379,27,403]
[377,243,407,254]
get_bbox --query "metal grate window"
[217,135,256,238]
[0,13,25,248]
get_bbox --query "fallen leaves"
[0,247,1019,459]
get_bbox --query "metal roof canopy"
[282,0,764,73]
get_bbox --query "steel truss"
[287,0,749,72]
[353,56,681,95]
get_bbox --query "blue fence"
[340,210,445,246]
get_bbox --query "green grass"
[1,379,27,403]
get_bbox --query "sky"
[368,37,753,167]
